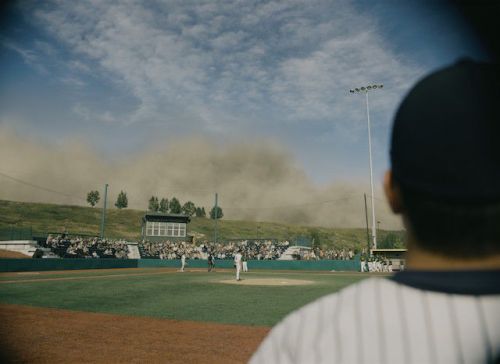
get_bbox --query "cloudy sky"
[0,1,490,226]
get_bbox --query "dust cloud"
[0,128,402,229]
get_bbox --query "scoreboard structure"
[141,213,191,242]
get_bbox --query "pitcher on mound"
[234,250,242,281]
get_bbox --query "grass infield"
[0,268,380,326]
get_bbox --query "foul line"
[0,270,181,284]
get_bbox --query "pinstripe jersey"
[250,274,500,364]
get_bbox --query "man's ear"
[384,170,403,214]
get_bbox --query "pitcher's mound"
[218,278,314,286]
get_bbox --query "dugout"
[141,213,191,242]
[371,248,407,271]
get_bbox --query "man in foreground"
[250,59,500,363]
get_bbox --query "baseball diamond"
[0,267,376,362]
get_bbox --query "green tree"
[378,232,405,249]
[86,190,100,207]
[195,207,206,217]
[210,206,223,219]
[148,196,159,212]
[159,198,169,213]
[309,228,321,248]
[169,197,182,214]
[181,201,196,216]
[115,191,128,209]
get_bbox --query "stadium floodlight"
[100,183,108,239]
[349,83,384,250]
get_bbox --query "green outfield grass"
[0,269,378,326]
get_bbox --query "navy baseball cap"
[390,59,500,203]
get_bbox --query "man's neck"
[405,238,500,270]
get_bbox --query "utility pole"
[364,193,371,254]
[100,184,108,239]
[213,192,218,244]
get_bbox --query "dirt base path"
[0,304,270,364]
[219,278,314,286]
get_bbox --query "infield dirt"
[0,304,270,363]
[219,278,314,286]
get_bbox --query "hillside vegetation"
[0,200,405,250]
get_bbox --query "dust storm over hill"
[0,128,402,229]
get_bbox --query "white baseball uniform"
[250,271,500,363]
[234,252,242,280]
[243,255,248,272]
[180,254,186,272]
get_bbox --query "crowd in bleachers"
[139,241,203,260]
[201,239,290,260]
[39,235,360,261]
[138,239,290,260]
[42,235,129,259]
[309,247,355,260]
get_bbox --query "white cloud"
[67,60,91,73]
[271,28,423,124]
[1,37,47,73]
[33,39,57,56]
[24,0,424,138]
[73,103,117,124]
[60,75,86,87]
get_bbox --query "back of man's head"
[390,59,500,258]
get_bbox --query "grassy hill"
[0,199,406,250]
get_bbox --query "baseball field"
[0,267,383,363]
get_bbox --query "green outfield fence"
[0,257,360,273]
[0,258,138,272]
[137,258,359,270]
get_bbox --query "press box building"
[141,213,191,242]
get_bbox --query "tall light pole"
[100,183,108,239]
[350,84,383,250]
[213,192,218,244]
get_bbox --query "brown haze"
[0,128,402,229]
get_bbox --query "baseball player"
[251,60,500,363]
[242,253,248,272]
[360,257,368,272]
[180,253,186,272]
[234,250,242,281]
[208,252,215,272]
